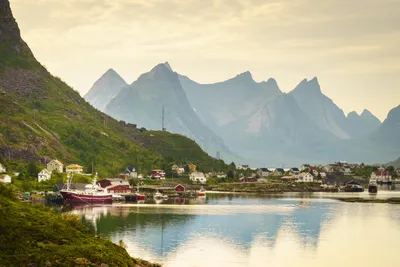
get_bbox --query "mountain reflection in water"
[68,193,400,267]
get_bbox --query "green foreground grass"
[0,184,160,267]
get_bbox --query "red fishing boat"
[135,184,146,200]
[60,173,112,204]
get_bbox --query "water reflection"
[68,193,400,267]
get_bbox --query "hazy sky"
[10,0,400,120]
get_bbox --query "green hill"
[0,184,159,266]
[0,0,226,176]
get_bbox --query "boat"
[153,190,168,199]
[136,184,146,200]
[343,184,365,193]
[197,186,206,196]
[112,194,123,201]
[60,173,112,204]
[368,180,378,193]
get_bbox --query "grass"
[0,183,160,266]
[338,197,400,204]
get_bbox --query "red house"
[239,177,257,183]
[175,184,186,192]
[150,169,166,180]
[97,179,134,194]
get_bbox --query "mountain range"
[86,62,399,166]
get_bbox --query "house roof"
[291,168,300,171]
[374,171,391,176]
[126,166,136,172]
[300,172,313,177]
[260,168,270,172]
[275,168,285,172]
[49,159,63,166]
[66,164,83,168]
[39,168,51,174]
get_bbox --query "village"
[1,159,399,198]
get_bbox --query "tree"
[184,165,190,173]
[227,170,234,179]
[27,161,40,178]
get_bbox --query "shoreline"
[337,197,400,204]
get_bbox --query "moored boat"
[344,184,364,192]
[136,184,146,200]
[368,180,378,193]
[197,186,206,196]
[60,173,112,204]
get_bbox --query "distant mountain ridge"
[87,64,400,166]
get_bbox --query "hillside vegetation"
[0,184,159,266]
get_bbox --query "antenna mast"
[162,105,166,131]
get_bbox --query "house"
[175,184,186,192]
[47,159,63,173]
[216,172,226,178]
[239,177,257,183]
[98,178,134,194]
[257,178,267,183]
[120,166,138,178]
[38,169,52,182]
[297,172,314,183]
[341,167,352,176]
[0,174,11,184]
[258,168,271,177]
[66,164,84,174]
[289,168,300,176]
[188,163,197,173]
[323,164,334,172]
[274,168,285,176]
[301,164,311,171]
[371,171,392,183]
[320,172,327,178]
[151,169,166,179]
[281,176,297,183]
[190,172,207,184]
[171,164,185,175]
[0,163,6,173]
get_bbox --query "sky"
[10,0,400,121]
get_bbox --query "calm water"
[69,190,400,267]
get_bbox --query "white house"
[320,172,327,178]
[0,163,6,173]
[171,164,185,175]
[47,159,63,173]
[38,169,52,182]
[0,174,11,184]
[190,172,207,184]
[258,168,271,177]
[371,171,392,183]
[297,172,314,183]
[66,164,84,174]
[122,166,138,178]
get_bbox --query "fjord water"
[70,192,400,267]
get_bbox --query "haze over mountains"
[85,62,400,166]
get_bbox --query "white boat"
[153,190,168,199]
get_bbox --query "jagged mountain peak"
[0,0,33,57]
[99,68,126,83]
[233,71,254,82]
[292,77,321,94]
[347,111,359,118]
[164,61,173,71]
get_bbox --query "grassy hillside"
[0,184,159,266]
[0,0,226,176]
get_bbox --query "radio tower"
[162,105,166,131]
